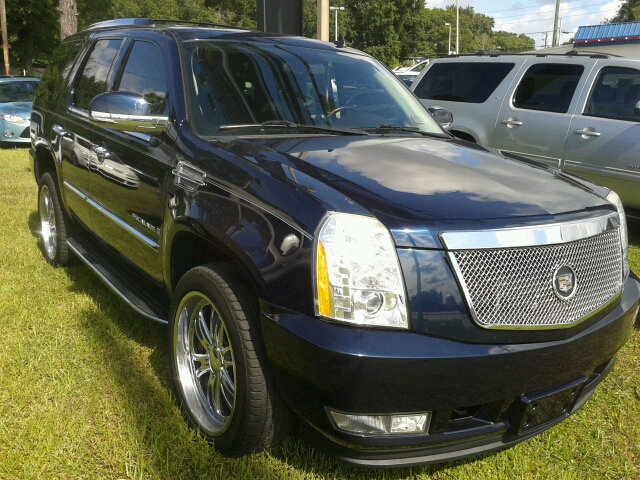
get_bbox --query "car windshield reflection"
[183,40,442,136]
[0,80,40,103]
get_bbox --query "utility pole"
[0,0,9,75]
[317,0,329,41]
[552,0,560,47]
[455,0,459,54]
[329,6,344,42]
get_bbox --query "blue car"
[0,77,40,147]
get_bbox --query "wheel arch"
[167,222,268,304]
[450,129,478,144]
[33,144,57,184]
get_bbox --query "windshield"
[182,40,443,136]
[0,81,39,103]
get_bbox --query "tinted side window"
[513,64,583,113]
[37,40,84,108]
[116,41,168,115]
[413,62,515,103]
[584,66,640,121]
[75,39,122,111]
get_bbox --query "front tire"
[38,172,71,266]
[169,263,293,456]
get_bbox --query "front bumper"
[260,275,640,467]
[1,121,30,144]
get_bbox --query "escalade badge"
[553,265,577,300]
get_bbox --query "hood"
[0,101,32,118]
[221,135,613,248]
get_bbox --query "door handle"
[501,118,523,127]
[574,128,601,137]
[52,124,68,137]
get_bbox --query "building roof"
[573,21,640,48]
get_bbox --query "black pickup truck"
[30,18,639,467]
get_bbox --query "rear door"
[562,62,640,209]
[63,37,125,228]
[412,59,520,145]
[492,58,596,168]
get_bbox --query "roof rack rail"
[84,18,239,32]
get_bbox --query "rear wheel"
[169,263,293,456]
[38,172,71,266]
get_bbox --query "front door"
[87,39,173,282]
[563,63,640,210]
[492,59,595,168]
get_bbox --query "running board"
[67,236,169,324]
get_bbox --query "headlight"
[606,190,629,281]
[314,212,408,329]
[0,114,26,124]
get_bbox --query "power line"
[496,7,618,26]
[490,1,613,20]
[473,0,622,16]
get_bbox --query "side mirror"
[428,106,453,130]
[635,100,640,118]
[88,92,167,135]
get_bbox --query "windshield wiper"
[219,120,368,136]
[369,124,449,138]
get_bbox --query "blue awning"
[573,21,640,47]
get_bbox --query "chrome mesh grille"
[449,229,622,328]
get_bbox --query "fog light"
[328,409,431,435]
[4,131,14,138]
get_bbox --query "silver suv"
[411,53,640,215]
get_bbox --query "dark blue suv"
[30,18,639,467]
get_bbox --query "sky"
[424,0,626,49]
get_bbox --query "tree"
[6,0,58,73]
[605,0,640,23]
[59,0,77,40]
[344,0,401,65]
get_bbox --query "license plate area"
[512,377,586,434]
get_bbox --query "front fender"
[165,182,316,316]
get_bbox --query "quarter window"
[513,64,583,113]
[116,41,169,115]
[74,39,122,111]
[584,66,640,121]
[413,62,515,103]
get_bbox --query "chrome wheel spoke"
[220,368,235,397]
[193,353,210,378]
[213,314,224,350]
[195,309,213,349]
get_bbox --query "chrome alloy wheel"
[39,184,57,260]
[174,291,236,435]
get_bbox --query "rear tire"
[169,263,293,456]
[38,172,71,266]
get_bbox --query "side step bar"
[67,236,169,324]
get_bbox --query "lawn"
[0,148,638,480]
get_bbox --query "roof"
[574,21,640,48]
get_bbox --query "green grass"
[0,148,638,479]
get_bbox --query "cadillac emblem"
[553,265,577,300]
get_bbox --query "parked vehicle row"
[411,53,640,216]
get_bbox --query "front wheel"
[169,263,293,456]
[38,172,71,266]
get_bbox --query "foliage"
[7,1,536,73]
[605,0,640,23]
[5,0,59,73]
